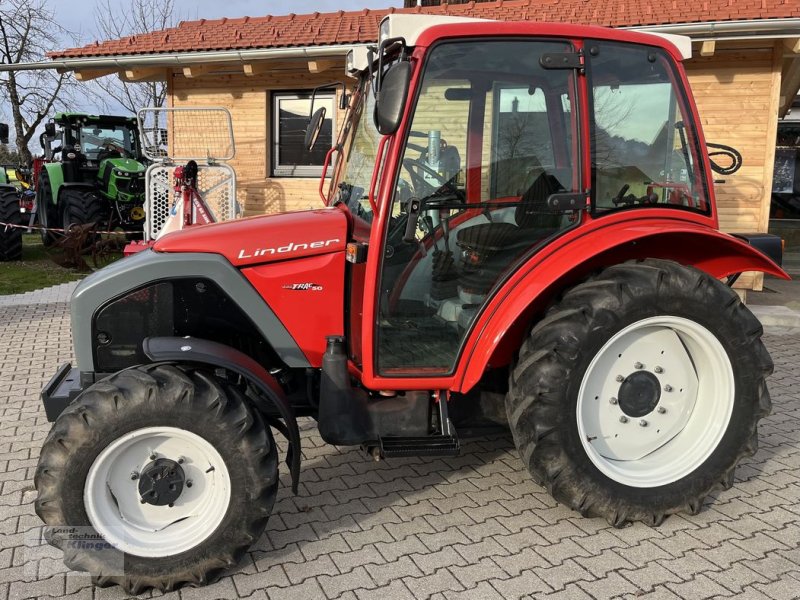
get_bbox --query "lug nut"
[639,419,648,427]
[186,480,193,488]
[634,362,644,369]
[178,457,185,464]
[654,366,664,374]
[149,453,157,460]
[657,406,667,414]
[664,385,673,392]
[619,416,629,423]
[609,397,618,405]
[130,472,139,481]
[616,375,625,382]
[140,498,146,504]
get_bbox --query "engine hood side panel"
[152,208,348,267]
[70,249,310,372]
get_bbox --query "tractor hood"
[152,207,348,267]
[101,157,146,174]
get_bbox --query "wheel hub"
[618,371,661,417]
[137,458,185,506]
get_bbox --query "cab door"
[371,38,581,378]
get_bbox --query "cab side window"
[589,42,708,213]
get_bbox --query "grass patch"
[0,235,86,295]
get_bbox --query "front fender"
[42,163,64,205]
[456,220,789,393]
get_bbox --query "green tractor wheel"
[36,172,59,248]
[0,188,23,261]
[60,188,105,251]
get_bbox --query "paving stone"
[490,569,553,599]
[2,298,800,600]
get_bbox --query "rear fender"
[457,224,789,393]
[142,336,302,494]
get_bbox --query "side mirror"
[374,61,411,135]
[44,122,56,137]
[0,123,8,145]
[304,106,327,151]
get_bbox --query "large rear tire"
[507,259,772,527]
[35,364,279,593]
[0,189,23,261]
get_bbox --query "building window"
[272,91,335,177]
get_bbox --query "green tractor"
[37,113,147,247]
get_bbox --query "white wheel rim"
[577,316,735,488]
[84,426,231,557]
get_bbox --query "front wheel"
[35,364,279,593]
[507,259,772,526]
[60,188,105,251]
[36,171,58,247]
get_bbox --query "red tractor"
[37,16,787,592]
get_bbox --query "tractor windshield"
[79,124,137,161]
[330,76,382,225]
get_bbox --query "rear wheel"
[35,364,279,593]
[0,189,23,261]
[507,259,772,526]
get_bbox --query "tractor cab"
[328,18,710,384]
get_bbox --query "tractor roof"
[53,113,138,126]
[348,15,692,74]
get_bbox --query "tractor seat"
[456,171,566,257]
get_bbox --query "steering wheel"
[402,158,465,203]
[612,184,630,206]
[402,157,447,195]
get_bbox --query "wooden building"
[32,0,800,289]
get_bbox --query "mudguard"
[41,162,64,205]
[457,221,790,393]
[142,336,302,494]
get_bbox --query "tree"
[93,0,179,114]
[0,0,80,165]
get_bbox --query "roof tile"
[48,0,800,59]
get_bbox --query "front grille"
[117,175,144,195]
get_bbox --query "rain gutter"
[0,44,366,72]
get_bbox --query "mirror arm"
[376,37,407,92]
[366,48,377,98]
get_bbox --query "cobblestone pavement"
[1,297,799,600]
